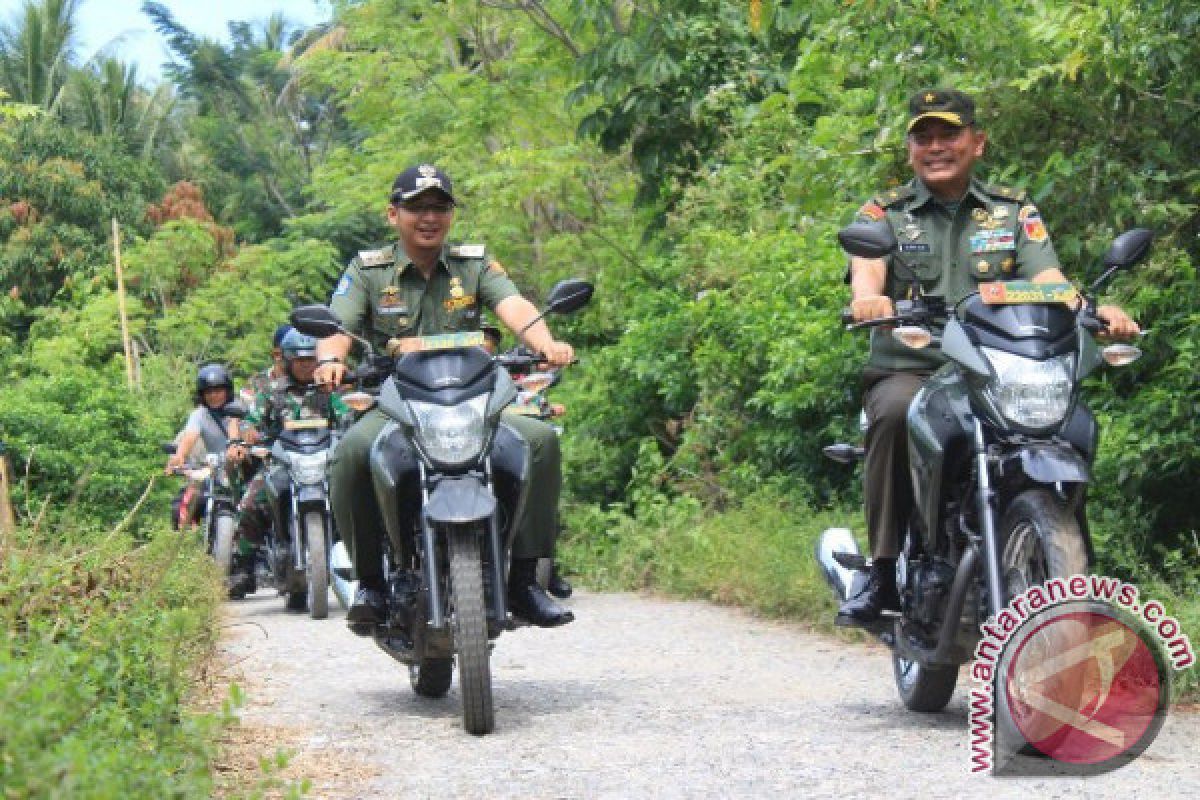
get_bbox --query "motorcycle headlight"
[288,451,329,484]
[409,394,489,467]
[980,347,1074,430]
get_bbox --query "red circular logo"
[1004,608,1164,766]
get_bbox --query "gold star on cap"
[925,92,937,104]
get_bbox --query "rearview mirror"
[290,304,345,338]
[544,279,594,315]
[838,222,897,260]
[1102,228,1154,270]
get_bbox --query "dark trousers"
[862,368,931,559]
[330,408,561,584]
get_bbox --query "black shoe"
[509,559,574,628]
[547,564,573,599]
[227,571,253,600]
[347,584,387,636]
[835,558,899,628]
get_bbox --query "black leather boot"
[835,557,900,628]
[347,577,388,636]
[509,559,574,627]
[547,563,573,599]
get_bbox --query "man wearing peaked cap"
[837,88,1140,628]
[315,164,577,631]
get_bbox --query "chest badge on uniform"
[972,208,989,223]
[1001,256,1015,274]
[903,223,924,241]
[379,286,408,315]
[976,259,991,275]
[449,276,465,299]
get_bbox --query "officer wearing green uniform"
[837,89,1140,627]
[314,164,575,630]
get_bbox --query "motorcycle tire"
[305,511,329,620]
[994,488,1088,752]
[892,652,958,712]
[409,658,453,698]
[212,513,236,584]
[448,527,494,735]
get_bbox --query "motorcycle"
[251,393,344,619]
[290,278,593,735]
[817,221,1152,713]
[163,402,248,592]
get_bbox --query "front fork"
[972,416,1006,620]
[416,461,508,630]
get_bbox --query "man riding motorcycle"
[837,88,1139,628]
[313,164,576,631]
[231,329,352,589]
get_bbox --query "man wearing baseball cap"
[837,88,1140,627]
[315,164,576,630]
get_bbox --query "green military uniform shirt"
[853,177,1061,371]
[328,242,520,350]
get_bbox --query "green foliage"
[0,117,163,322]
[0,524,222,797]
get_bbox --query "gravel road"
[216,588,1200,798]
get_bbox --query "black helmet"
[280,329,317,361]
[195,363,233,400]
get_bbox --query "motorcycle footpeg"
[831,551,869,571]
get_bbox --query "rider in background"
[166,364,238,529]
[230,330,352,598]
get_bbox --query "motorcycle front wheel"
[448,527,494,735]
[305,511,329,620]
[212,513,236,583]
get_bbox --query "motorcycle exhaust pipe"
[816,527,867,604]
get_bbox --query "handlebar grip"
[841,308,855,326]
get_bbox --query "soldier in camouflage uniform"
[233,330,351,565]
[238,324,293,433]
[837,89,1140,627]
[313,164,576,631]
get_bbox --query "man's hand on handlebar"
[1095,304,1140,340]
[314,360,346,387]
[850,295,895,323]
[539,340,574,367]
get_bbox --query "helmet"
[280,329,317,361]
[272,324,293,349]
[195,363,233,400]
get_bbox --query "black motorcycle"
[290,279,593,735]
[818,222,1152,712]
[252,396,342,619]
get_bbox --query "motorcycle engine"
[903,557,957,633]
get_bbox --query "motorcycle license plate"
[411,331,487,351]
[979,281,1078,305]
[283,418,329,430]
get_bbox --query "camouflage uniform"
[237,378,351,543]
[328,242,562,584]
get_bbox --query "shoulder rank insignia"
[876,186,916,209]
[448,244,486,259]
[983,183,1028,204]
[357,247,394,268]
[487,259,508,276]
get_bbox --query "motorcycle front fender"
[294,484,327,507]
[425,475,496,525]
[1016,443,1090,484]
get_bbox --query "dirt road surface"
[215,588,1200,798]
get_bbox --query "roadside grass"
[0,521,223,798]
[560,487,1199,703]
